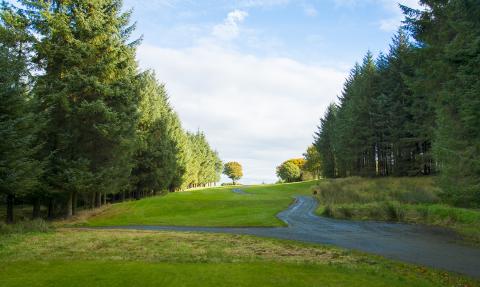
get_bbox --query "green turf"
[0,261,449,287]
[0,229,475,287]
[82,181,317,227]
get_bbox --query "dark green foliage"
[0,4,41,223]
[314,1,480,207]
[374,30,435,177]
[403,0,480,206]
[314,104,337,178]
[131,72,181,195]
[23,0,141,216]
[0,0,221,223]
[314,30,435,179]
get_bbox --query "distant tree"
[131,71,180,197]
[285,158,306,170]
[276,162,301,183]
[314,103,338,178]
[279,158,310,181]
[303,146,322,179]
[223,162,243,184]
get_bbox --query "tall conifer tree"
[0,4,40,223]
[23,0,140,216]
[404,0,480,206]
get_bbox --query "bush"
[0,219,51,235]
[322,205,334,217]
[383,202,405,221]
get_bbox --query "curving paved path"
[96,196,480,278]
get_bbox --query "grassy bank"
[0,229,477,286]
[73,181,317,227]
[313,177,480,243]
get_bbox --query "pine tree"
[373,29,434,177]
[314,103,337,178]
[132,71,191,196]
[0,4,40,223]
[23,0,140,216]
[404,0,480,206]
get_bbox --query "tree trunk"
[66,191,73,218]
[32,197,41,219]
[103,192,107,205]
[90,193,95,209]
[95,192,101,208]
[120,191,125,202]
[47,198,54,219]
[6,194,14,224]
[72,191,77,216]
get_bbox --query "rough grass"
[0,219,51,235]
[0,229,477,287]
[0,229,352,264]
[71,181,317,227]
[314,177,480,243]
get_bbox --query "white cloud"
[303,4,318,17]
[333,0,424,31]
[379,18,401,31]
[212,10,249,40]
[136,43,346,184]
[377,0,423,31]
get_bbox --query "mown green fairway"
[81,181,317,227]
[0,229,475,287]
[0,261,450,287]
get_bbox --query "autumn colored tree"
[223,162,243,185]
[276,162,301,183]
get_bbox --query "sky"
[6,0,422,184]
[119,0,423,184]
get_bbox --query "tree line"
[0,0,222,223]
[313,0,480,207]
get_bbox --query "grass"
[314,177,480,243]
[1,181,479,286]
[66,178,479,242]
[72,181,317,227]
[0,219,51,235]
[0,229,477,287]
